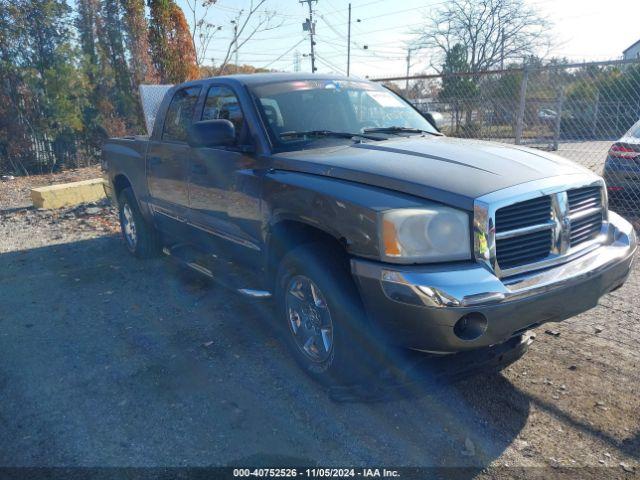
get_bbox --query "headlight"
[381,206,471,263]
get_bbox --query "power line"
[319,0,386,16]
[213,3,306,20]
[317,0,373,40]
[313,35,398,73]
[263,38,307,68]
[205,50,297,56]
[315,41,406,61]
[317,18,426,42]
[317,16,408,63]
[328,2,447,27]
[315,53,347,75]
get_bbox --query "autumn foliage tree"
[149,0,199,84]
[121,0,158,86]
[0,0,345,175]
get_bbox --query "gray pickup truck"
[102,73,637,385]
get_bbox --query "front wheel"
[117,187,161,258]
[275,243,383,385]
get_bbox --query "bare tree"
[414,0,551,73]
[185,0,282,71]
[183,0,220,66]
[215,1,282,74]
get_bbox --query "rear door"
[187,84,263,258]
[147,85,201,235]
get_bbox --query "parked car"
[602,119,640,212]
[411,102,444,130]
[424,110,443,129]
[102,74,636,386]
[537,108,558,121]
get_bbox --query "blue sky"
[176,0,640,77]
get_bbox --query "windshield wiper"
[279,130,381,141]
[363,126,442,136]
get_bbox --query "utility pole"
[515,63,529,145]
[405,47,412,94]
[231,20,239,73]
[347,3,351,76]
[294,50,301,72]
[300,0,317,73]
[500,27,505,70]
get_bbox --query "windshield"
[250,79,438,147]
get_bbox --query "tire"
[117,187,161,258]
[275,243,384,385]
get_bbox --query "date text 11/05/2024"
[233,468,400,477]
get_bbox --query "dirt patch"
[0,165,102,210]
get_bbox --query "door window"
[202,86,245,141]
[162,86,201,142]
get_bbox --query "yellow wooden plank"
[31,178,106,209]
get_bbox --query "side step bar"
[237,289,273,299]
[162,246,272,299]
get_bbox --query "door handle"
[149,156,161,166]
[191,164,207,175]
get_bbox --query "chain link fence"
[0,85,173,176]
[139,84,174,136]
[373,58,640,219]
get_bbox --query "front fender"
[262,170,429,259]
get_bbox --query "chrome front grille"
[495,196,553,268]
[495,196,552,231]
[567,187,603,246]
[474,176,607,278]
[496,229,553,269]
[568,186,601,211]
[571,212,603,245]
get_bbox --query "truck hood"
[271,136,594,210]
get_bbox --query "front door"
[147,85,201,237]
[188,85,262,260]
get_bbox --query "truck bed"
[102,136,150,204]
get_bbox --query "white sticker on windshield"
[324,81,343,91]
[366,90,404,108]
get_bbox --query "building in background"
[623,39,640,60]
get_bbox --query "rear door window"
[162,86,201,142]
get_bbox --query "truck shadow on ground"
[0,235,625,467]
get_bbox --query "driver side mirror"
[187,119,236,148]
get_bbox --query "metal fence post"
[515,65,529,145]
[591,90,600,138]
[552,87,565,151]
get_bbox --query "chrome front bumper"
[351,211,636,352]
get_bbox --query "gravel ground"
[0,169,639,477]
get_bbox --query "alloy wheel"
[285,275,334,363]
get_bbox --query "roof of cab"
[181,72,364,87]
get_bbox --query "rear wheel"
[275,243,383,385]
[117,187,161,258]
